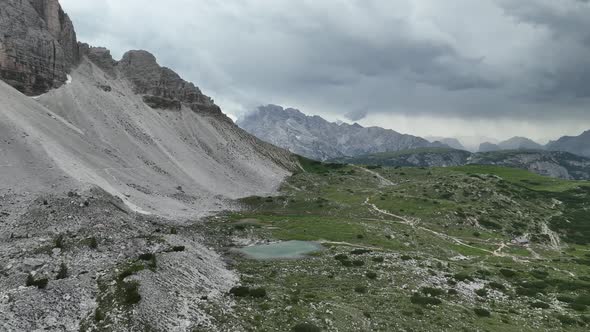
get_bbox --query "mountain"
[426,137,466,150]
[332,148,590,180]
[332,148,472,168]
[478,142,501,152]
[237,104,446,161]
[479,136,544,152]
[546,130,590,158]
[0,2,300,330]
[0,1,297,218]
[498,136,544,150]
[0,0,79,95]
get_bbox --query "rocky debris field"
[0,187,238,331]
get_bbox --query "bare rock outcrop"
[0,0,79,95]
[117,50,224,116]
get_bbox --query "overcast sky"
[61,0,590,143]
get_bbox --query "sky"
[61,0,590,143]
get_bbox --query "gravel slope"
[1,58,295,219]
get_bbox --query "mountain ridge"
[331,148,590,180]
[238,104,447,161]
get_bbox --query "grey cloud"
[345,108,369,122]
[60,0,590,125]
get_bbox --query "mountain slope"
[1,55,295,218]
[0,1,297,218]
[238,104,446,161]
[0,1,299,330]
[546,130,590,158]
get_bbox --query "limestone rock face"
[79,44,116,77]
[0,0,79,95]
[117,50,223,116]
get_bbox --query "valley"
[193,159,590,331]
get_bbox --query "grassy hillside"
[200,164,590,331]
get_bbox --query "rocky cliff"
[117,50,224,117]
[0,0,79,95]
[238,104,446,161]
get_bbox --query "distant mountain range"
[239,105,590,162]
[546,130,590,158]
[331,148,590,180]
[237,105,445,161]
[478,136,544,152]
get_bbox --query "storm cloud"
[61,0,590,140]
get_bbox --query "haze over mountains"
[239,105,590,161]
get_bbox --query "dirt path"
[354,166,395,186]
[541,222,561,249]
[364,196,532,260]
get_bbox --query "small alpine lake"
[236,240,323,260]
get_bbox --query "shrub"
[249,288,267,298]
[351,249,372,255]
[556,314,577,326]
[499,269,517,278]
[400,255,413,261]
[354,286,368,294]
[530,301,550,309]
[475,288,488,297]
[291,323,321,332]
[488,281,505,291]
[569,303,587,312]
[530,269,549,279]
[88,237,98,249]
[474,308,491,317]
[334,254,348,261]
[139,253,155,261]
[118,263,145,280]
[454,272,474,282]
[352,260,365,267]
[516,287,539,297]
[172,246,186,252]
[122,281,141,305]
[54,235,64,249]
[94,309,105,322]
[448,289,458,295]
[234,224,247,231]
[372,256,384,263]
[340,260,353,267]
[557,295,575,303]
[139,253,157,270]
[366,271,378,280]
[56,262,68,280]
[170,227,178,235]
[411,294,442,306]
[575,294,590,306]
[26,274,48,289]
[229,286,250,297]
[421,287,445,297]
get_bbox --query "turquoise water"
[237,241,323,260]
